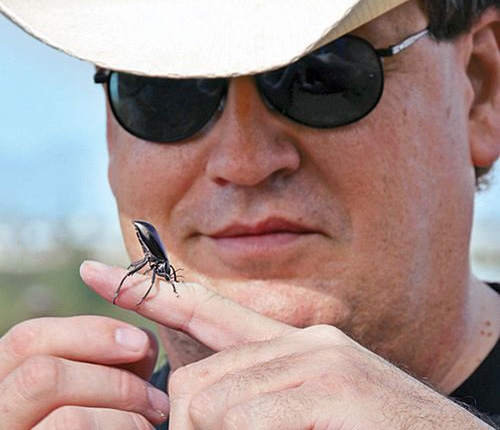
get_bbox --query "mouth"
[204,217,321,256]
[212,217,316,237]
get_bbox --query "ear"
[467,8,500,168]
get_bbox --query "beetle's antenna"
[171,266,183,282]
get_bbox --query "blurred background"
[0,15,499,336]
[0,15,146,335]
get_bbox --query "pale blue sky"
[0,14,112,222]
[0,14,498,238]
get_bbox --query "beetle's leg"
[126,256,148,271]
[170,278,178,296]
[166,266,179,296]
[154,265,179,297]
[113,259,149,305]
[137,269,156,306]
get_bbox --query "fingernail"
[147,385,170,418]
[79,260,110,282]
[115,327,148,352]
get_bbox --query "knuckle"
[109,368,137,404]
[304,324,346,343]
[16,355,61,401]
[168,365,192,396]
[2,319,42,359]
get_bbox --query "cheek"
[107,132,182,223]
[107,124,209,260]
[370,44,472,203]
[304,47,472,271]
[108,141,158,216]
[346,48,474,286]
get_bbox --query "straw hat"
[0,0,409,77]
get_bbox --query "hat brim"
[1,0,409,78]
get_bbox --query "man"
[0,0,499,428]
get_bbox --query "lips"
[200,217,321,261]
[182,211,332,273]
[208,217,317,238]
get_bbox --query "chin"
[196,276,354,329]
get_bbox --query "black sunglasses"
[95,28,429,143]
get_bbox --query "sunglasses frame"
[94,28,430,142]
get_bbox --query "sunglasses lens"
[256,35,384,128]
[108,73,226,142]
[106,36,383,140]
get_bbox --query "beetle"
[113,220,180,305]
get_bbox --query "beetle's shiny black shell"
[133,220,168,260]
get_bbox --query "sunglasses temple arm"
[376,28,430,58]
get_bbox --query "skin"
[106,1,499,382]
[0,1,499,428]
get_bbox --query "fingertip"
[141,327,160,353]
[80,260,123,305]
[115,327,150,352]
[117,328,162,381]
[80,260,122,292]
[80,260,111,279]
[147,385,170,420]
[141,327,161,374]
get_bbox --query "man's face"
[106,2,476,356]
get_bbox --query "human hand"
[81,260,493,430]
[0,315,169,429]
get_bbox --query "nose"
[205,77,301,187]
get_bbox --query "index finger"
[80,260,294,352]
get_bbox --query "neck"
[434,278,500,394]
